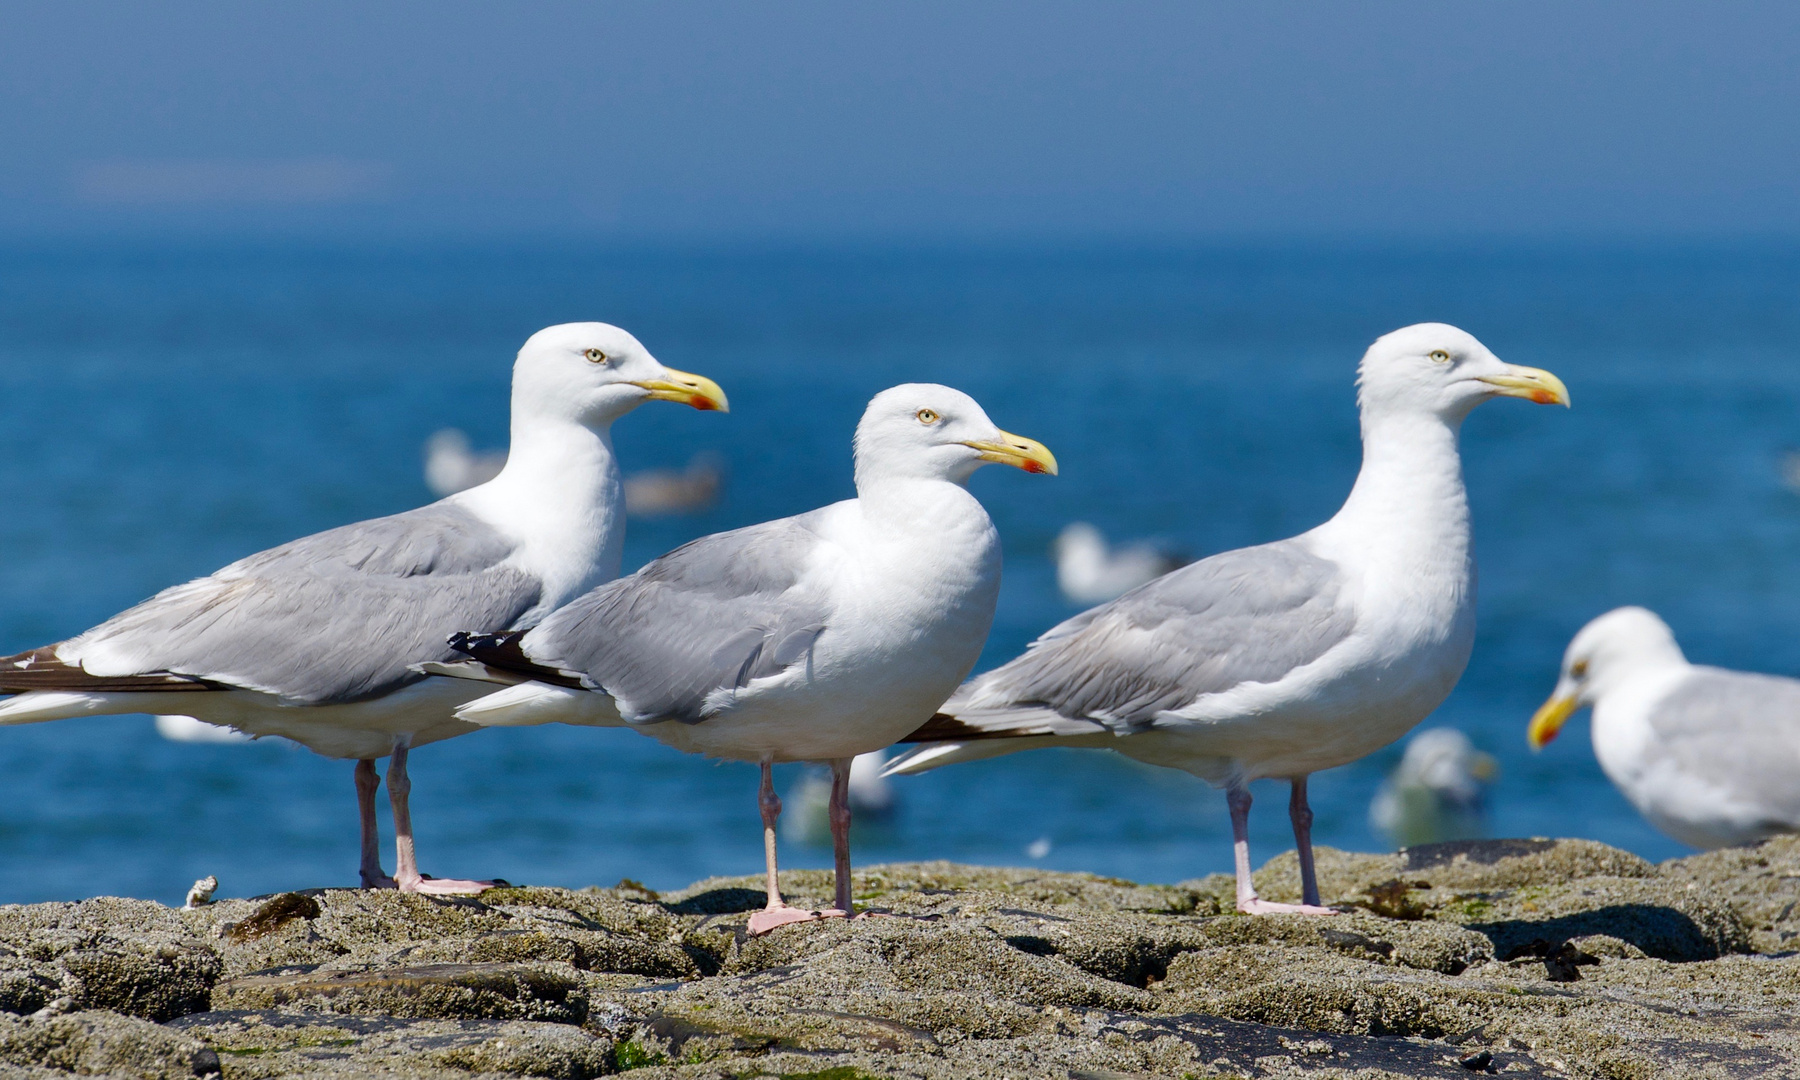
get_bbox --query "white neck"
[452,413,625,617]
[1316,410,1470,560]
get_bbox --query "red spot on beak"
[1530,390,1557,405]
[1022,460,1045,473]
[690,395,720,411]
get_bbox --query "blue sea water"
[1,240,1798,907]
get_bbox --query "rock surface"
[1,837,1798,1077]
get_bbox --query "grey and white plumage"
[442,383,1056,932]
[503,512,834,730]
[1529,606,1800,850]
[0,322,727,891]
[890,323,1570,915]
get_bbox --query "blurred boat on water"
[1369,727,1497,849]
[1052,522,1185,604]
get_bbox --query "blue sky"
[3,1,1797,240]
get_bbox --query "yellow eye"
[1571,659,1589,678]
[584,348,608,364]
[916,408,939,425]
[1429,349,1451,363]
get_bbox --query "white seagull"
[1528,606,1800,850]
[434,385,1055,933]
[887,324,1568,915]
[0,323,726,894]
[1368,727,1497,849]
[1053,522,1185,605]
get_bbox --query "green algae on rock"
[0,838,1797,1077]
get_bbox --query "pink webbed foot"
[746,904,850,936]
[398,874,508,896]
[1238,898,1339,916]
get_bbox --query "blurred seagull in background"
[888,324,1569,915]
[1529,606,1800,850]
[428,432,724,517]
[1368,727,1496,849]
[783,750,899,846]
[424,429,507,498]
[1053,522,1186,604]
[0,323,726,893]
[434,384,1055,934]
[622,451,725,517]
[154,714,254,744]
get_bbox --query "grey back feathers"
[520,511,834,724]
[1647,667,1800,828]
[952,540,1355,733]
[49,503,542,705]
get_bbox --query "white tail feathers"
[0,691,118,726]
[884,738,1033,775]
[453,681,624,728]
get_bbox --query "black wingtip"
[445,630,584,690]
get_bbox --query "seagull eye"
[584,348,609,365]
[1429,350,1451,363]
[1571,659,1589,678]
[916,408,939,425]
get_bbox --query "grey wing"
[947,539,1356,736]
[524,511,834,724]
[59,502,543,705]
[1647,668,1800,828]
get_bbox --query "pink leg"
[388,740,502,895]
[828,756,855,915]
[747,758,846,935]
[356,759,396,889]
[1229,781,1335,916]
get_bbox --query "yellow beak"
[1527,693,1580,750]
[631,368,730,412]
[962,430,1059,475]
[1478,364,1571,407]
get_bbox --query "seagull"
[623,451,725,517]
[1053,522,1186,605]
[1368,727,1497,849]
[154,713,254,744]
[1528,606,1800,850]
[783,750,900,847]
[427,433,724,518]
[423,429,507,498]
[887,324,1568,915]
[0,323,726,894]
[433,384,1055,933]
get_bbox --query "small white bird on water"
[888,324,1569,915]
[1053,522,1186,605]
[427,432,724,518]
[1529,606,1800,850]
[0,323,726,893]
[433,385,1055,933]
[424,429,508,498]
[155,713,254,744]
[1368,727,1497,849]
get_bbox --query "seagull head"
[1528,606,1687,750]
[1394,728,1497,804]
[1356,323,1569,426]
[853,383,1057,488]
[511,322,728,427]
